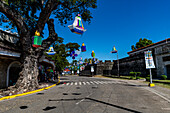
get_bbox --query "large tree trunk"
[15,52,39,92]
[14,19,58,93]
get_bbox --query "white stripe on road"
[79,82,82,85]
[98,81,103,84]
[83,82,86,85]
[86,82,90,85]
[75,82,78,85]
[70,82,73,85]
[143,87,170,103]
[66,83,69,85]
[94,81,99,84]
[90,81,94,84]
[76,93,92,105]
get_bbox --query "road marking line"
[97,81,103,84]
[70,82,73,85]
[66,83,69,85]
[76,98,85,105]
[75,82,77,85]
[83,82,86,85]
[143,87,170,103]
[94,81,99,84]
[128,82,170,103]
[99,81,104,84]
[86,82,90,85]
[0,83,58,101]
[79,82,82,85]
[162,108,170,110]
[90,81,94,84]
[102,81,107,84]
[76,93,92,105]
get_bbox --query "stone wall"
[95,40,170,78]
[155,43,170,77]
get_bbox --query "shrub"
[136,76,140,80]
[146,77,150,81]
[130,72,135,76]
[130,76,135,79]
[161,75,167,80]
[136,72,141,76]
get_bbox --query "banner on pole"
[91,66,94,72]
[144,51,155,69]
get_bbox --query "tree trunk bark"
[15,53,39,92]
[13,19,58,93]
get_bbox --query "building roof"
[127,38,170,55]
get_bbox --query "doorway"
[166,65,170,79]
[7,61,21,87]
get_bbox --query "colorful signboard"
[144,51,155,69]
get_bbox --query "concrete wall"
[155,43,170,77]
[95,42,169,78]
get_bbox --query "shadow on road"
[123,84,148,87]
[49,98,83,102]
[49,98,142,113]
[36,93,44,95]
[43,106,56,111]
[85,98,142,113]
[20,106,28,109]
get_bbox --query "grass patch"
[153,80,170,82]
[95,75,145,80]
[144,81,170,89]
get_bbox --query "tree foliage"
[46,41,80,72]
[131,38,153,50]
[0,0,97,91]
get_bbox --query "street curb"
[0,80,60,101]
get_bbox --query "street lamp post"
[117,51,120,77]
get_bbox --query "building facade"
[0,30,55,88]
[95,38,170,78]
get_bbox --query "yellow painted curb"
[148,83,155,87]
[0,80,60,101]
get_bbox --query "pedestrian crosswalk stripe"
[63,81,125,86]
[86,82,90,85]
[94,81,99,84]
[90,81,94,84]
[98,81,103,84]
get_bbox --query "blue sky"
[59,0,170,63]
[2,0,170,63]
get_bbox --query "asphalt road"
[0,75,170,113]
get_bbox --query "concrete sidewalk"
[0,79,60,100]
[122,79,170,103]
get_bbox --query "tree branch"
[38,19,58,56]
[0,1,28,36]
[36,0,59,33]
